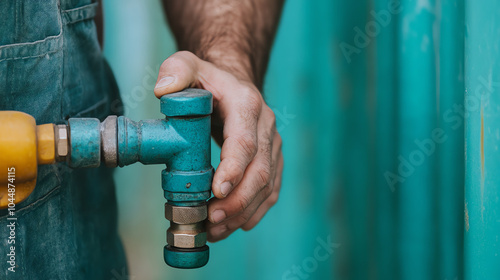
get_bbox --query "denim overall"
[0,0,127,278]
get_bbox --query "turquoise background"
[103,0,500,279]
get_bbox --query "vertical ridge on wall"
[436,0,465,279]
[260,0,341,278]
[397,0,438,279]
[464,0,500,278]
[331,0,374,279]
[374,0,399,279]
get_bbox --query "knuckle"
[264,182,274,197]
[174,50,196,60]
[236,195,252,214]
[234,133,258,158]
[239,215,252,226]
[225,158,246,177]
[163,51,193,68]
[268,192,279,206]
[266,107,277,124]
[240,89,262,114]
[235,212,253,228]
[241,224,254,231]
[276,133,283,148]
[255,164,272,187]
[262,106,277,132]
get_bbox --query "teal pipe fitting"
[65,89,214,269]
[67,118,101,168]
[160,90,213,269]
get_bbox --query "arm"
[154,0,284,242]
[163,0,283,89]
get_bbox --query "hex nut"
[165,203,207,224]
[55,124,68,162]
[167,223,207,248]
[100,115,118,167]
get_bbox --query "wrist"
[195,48,258,87]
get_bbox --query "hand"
[154,51,283,242]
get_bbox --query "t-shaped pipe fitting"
[62,89,214,268]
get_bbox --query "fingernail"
[220,182,233,197]
[211,210,226,224]
[154,76,175,89]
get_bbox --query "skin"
[156,0,285,242]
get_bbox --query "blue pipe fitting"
[160,88,213,117]
[162,169,213,203]
[115,116,189,166]
[160,89,213,269]
[66,89,214,269]
[68,118,101,168]
[164,245,209,269]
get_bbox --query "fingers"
[207,135,283,242]
[207,107,278,230]
[153,51,201,98]
[242,151,283,230]
[208,132,273,223]
[206,184,269,242]
[210,88,263,198]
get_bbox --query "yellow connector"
[0,111,56,209]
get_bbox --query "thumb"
[153,51,201,98]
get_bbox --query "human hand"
[154,51,283,242]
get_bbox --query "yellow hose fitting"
[36,124,56,165]
[0,111,56,208]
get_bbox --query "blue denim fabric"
[0,0,127,279]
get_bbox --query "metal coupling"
[165,203,208,249]
[167,222,207,249]
[55,124,68,162]
[165,203,207,225]
[100,115,118,167]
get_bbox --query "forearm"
[163,0,284,89]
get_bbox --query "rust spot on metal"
[480,108,485,220]
[186,183,191,189]
[481,108,484,179]
[465,202,469,232]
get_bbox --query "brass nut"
[167,223,206,248]
[165,203,207,224]
[55,124,68,161]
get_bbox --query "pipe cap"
[160,89,213,117]
[164,245,209,269]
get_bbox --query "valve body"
[0,89,214,268]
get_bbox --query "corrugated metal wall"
[464,0,500,279]
[104,0,499,279]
